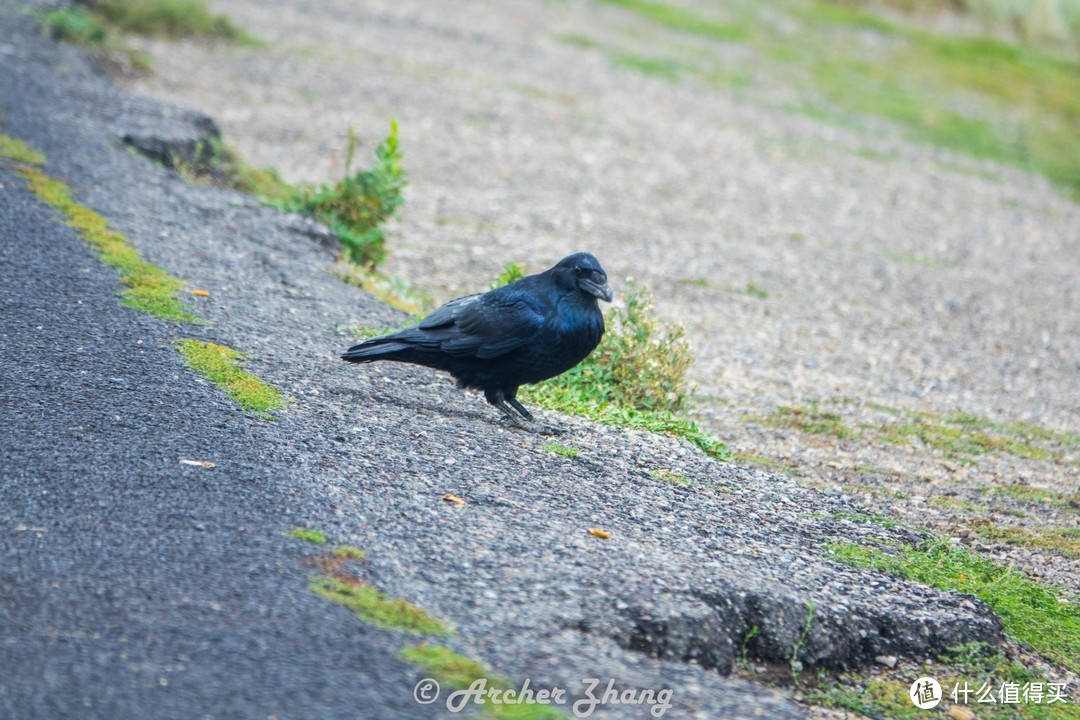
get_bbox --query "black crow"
[342,252,613,424]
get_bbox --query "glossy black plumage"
[342,252,613,421]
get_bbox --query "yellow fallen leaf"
[442,493,466,506]
[588,528,612,539]
[190,289,211,297]
[179,459,215,468]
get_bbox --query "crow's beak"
[582,279,614,302]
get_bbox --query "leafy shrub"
[287,122,407,267]
[555,281,693,413]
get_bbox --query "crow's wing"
[419,290,545,359]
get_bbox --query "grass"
[400,645,564,719]
[968,519,1080,559]
[310,577,450,636]
[181,124,408,271]
[176,339,286,417]
[583,0,1080,199]
[34,0,257,72]
[759,400,1076,464]
[543,443,579,458]
[10,160,203,323]
[91,0,257,42]
[828,538,1080,672]
[597,0,749,43]
[760,404,857,439]
[808,641,1080,720]
[287,527,327,544]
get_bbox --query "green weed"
[543,443,580,458]
[828,538,1080,672]
[490,261,527,290]
[176,339,286,417]
[311,577,450,636]
[91,0,258,42]
[285,121,406,267]
[333,545,366,559]
[287,527,327,544]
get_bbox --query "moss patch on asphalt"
[7,157,203,323]
[176,339,285,417]
[0,133,45,165]
[287,527,327,544]
[829,538,1080,673]
[310,577,450,636]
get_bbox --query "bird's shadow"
[331,381,564,435]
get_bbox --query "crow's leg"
[507,398,533,421]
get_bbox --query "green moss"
[651,468,689,484]
[543,443,579,458]
[828,538,1080,672]
[400,645,564,719]
[176,339,286,417]
[928,495,984,513]
[0,133,46,165]
[287,527,327,544]
[333,545,366,559]
[989,485,1080,509]
[15,165,203,323]
[311,577,450,636]
[761,404,857,439]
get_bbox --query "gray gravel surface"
[126,0,1079,600]
[0,2,1071,719]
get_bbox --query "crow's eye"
[573,266,582,277]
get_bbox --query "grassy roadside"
[568,0,1080,199]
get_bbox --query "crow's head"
[552,252,613,302]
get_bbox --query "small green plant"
[543,443,579,458]
[91,0,257,42]
[490,261,527,289]
[286,121,407,267]
[544,282,693,414]
[829,538,1080,672]
[651,468,689,484]
[36,6,108,45]
[333,545,366,559]
[176,339,286,417]
[790,601,815,679]
[311,577,450,636]
[287,527,327,544]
